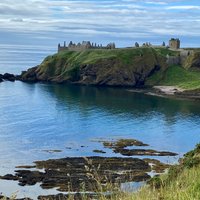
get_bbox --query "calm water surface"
[0,45,200,198]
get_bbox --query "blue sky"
[0,0,200,48]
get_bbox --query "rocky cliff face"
[183,51,200,69]
[20,48,168,87]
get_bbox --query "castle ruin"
[58,41,116,52]
[58,38,183,53]
[169,38,180,49]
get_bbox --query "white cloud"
[166,5,200,10]
[0,0,199,46]
[146,1,167,5]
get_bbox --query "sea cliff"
[19,47,169,87]
[2,47,200,97]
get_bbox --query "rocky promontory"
[19,48,169,87]
[3,47,200,98]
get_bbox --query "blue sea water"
[0,44,200,198]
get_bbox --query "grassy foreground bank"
[120,144,200,200]
[146,65,200,90]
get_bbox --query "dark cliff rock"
[2,73,16,82]
[0,73,17,82]
[19,48,170,87]
[20,66,39,82]
[78,58,162,87]
[0,74,3,82]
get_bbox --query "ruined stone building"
[169,38,180,49]
[58,41,116,52]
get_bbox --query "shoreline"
[153,86,185,95]
[0,74,200,199]
[0,138,177,200]
[128,86,200,100]
[152,86,200,100]
[0,142,199,200]
[1,73,200,101]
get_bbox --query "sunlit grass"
[146,65,200,90]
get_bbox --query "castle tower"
[169,38,180,49]
[58,43,61,52]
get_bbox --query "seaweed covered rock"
[97,138,177,157]
[0,157,151,192]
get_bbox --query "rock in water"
[0,157,151,192]
[3,73,16,82]
[19,66,38,82]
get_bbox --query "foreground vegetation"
[121,143,200,200]
[1,144,200,200]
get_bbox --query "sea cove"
[1,79,200,198]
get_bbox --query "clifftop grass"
[43,47,173,66]
[146,65,200,90]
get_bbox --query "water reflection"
[42,83,200,120]
[0,81,200,167]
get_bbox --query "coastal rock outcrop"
[2,73,16,82]
[20,66,38,82]
[0,157,151,192]
[97,139,178,157]
[0,74,3,82]
[19,48,167,87]
[0,73,17,82]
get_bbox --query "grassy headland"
[19,47,200,93]
[20,47,169,86]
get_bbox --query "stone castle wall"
[58,41,115,53]
[169,38,180,49]
[166,55,180,65]
[166,49,194,65]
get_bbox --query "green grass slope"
[146,65,200,90]
[125,144,200,200]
